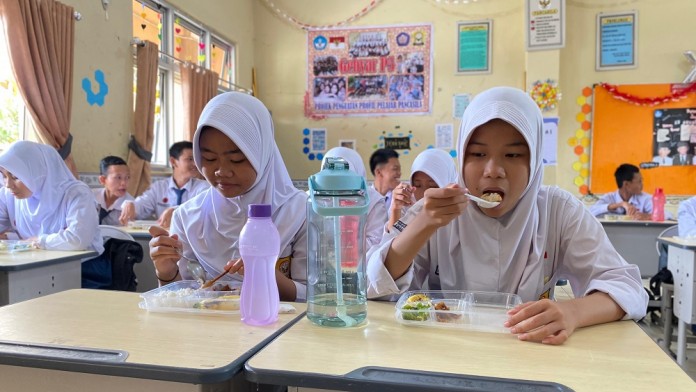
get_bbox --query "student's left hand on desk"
[629,211,652,221]
[157,207,176,229]
[504,299,577,345]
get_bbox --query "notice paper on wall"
[311,128,327,152]
[435,123,454,149]
[542,117,558,165]
[453,93,471,119]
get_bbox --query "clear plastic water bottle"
[239,204,280,326]
[652,187,665,222]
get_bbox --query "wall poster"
[596,11,638,70]
[307,23,433,117]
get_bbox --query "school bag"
[82,238,143,291]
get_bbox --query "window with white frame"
[0,17,30,153]
[132,0,236,166]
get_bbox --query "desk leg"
[677,319,687,366]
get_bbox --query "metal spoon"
[465,193,501,209]
[176,248,206,285]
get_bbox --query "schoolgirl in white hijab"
[367,86,647,344]
[149,92,308,301]
[0,141,103,253]
[321,147,388,249]
[388,148,458,229]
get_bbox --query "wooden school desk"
[0,289,304,392]
[0,249,98,305]
[599,218,676,277]
[657,236,696,366]
[245,301,694,392]
[122,223,159,292]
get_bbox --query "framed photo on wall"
[596,10,638,71]
[456,20,492,74]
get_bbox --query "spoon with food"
[465,192,501,209]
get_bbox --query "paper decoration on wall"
[301,128,325,161]
[529,79,561,112]
[373,130,413,154]
[599,82,696,106]
[81,70,109,106]
[567,86,592,195]
[262,0,383,30]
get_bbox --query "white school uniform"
[678,196,696,237]
[124,177,209,220]
[588,190,653,218]
[171,92,308,301]
[0,141,103,253]
[93,188,134,226]
[322,147,388,249]
[366,86,647,321]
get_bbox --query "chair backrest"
[99,225,135,242]
[655,225,679,255]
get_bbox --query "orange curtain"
[127,41,158,196]
[0,0,77,176]
[181,63,218,141]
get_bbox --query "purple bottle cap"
[248,204,272,218]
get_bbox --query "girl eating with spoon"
[366,86,647,344]
[148,92,308,301]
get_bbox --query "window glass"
[0,18,27,151]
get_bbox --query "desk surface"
[0,249,97,271]
[599,218,677,227]
[246,301,694,392]
[658,236,696,250]
[0,289,304,384]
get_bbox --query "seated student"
[388,148,458,230]
[119,141,209,227]
[148,92,307,301]
[0,141,103,253]
[366,87,647,344]
[93,156,134,226]
[368,148,401,212]
[321,147,388,249]
[588,163,653,220]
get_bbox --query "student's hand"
[632,211,652,221]
[119,202,136,226]
[224,256,244,276]
[148,226,181,282]
[391,182,414,211]
[504,299,577,345]
[623,202,637,217]
[419,184,468,228]
[157,207,176,229]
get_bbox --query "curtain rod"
[131,38,252,94]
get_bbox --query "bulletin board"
[590,83,696,195]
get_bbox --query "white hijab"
[322,146,383,209]
[0,141,90,236]
[178,92,307,272]
[451,86,546,298]
[410,149,458,187]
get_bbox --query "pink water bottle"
[239,204,280,326]
[652,187,665,222]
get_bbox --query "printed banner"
[307,23,433,117]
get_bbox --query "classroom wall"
[57,0,696,196]
[60,0,255,173]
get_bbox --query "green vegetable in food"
[401,301,431,321]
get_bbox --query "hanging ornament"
[529,79,561,112]
[141,24,146,30]
[599,82,696,106]
[198,54,206,63]
[262,0,383,30]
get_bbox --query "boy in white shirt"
[92,156,133,226]
[119,141,209,227]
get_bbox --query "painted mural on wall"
[306,23,432,117]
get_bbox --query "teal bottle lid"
[308,157,369,216]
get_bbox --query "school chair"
[82,226,143,291]
[652,225,678,356]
